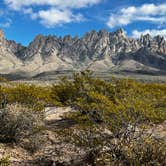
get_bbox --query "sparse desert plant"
[0,156,10,166]
[20,131,47,153]
[0,104,44,143]
[93,133,166,166]
[56,123,166,166]
[0,71,165,165]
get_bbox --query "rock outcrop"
[0,30,23,74]
[0,29,165,77]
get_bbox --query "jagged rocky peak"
[0,29,5,40]
[18,35,46,60]
[63,35,78,45]
[0,28,165,76]
[30,34,46,46]
[73,35,79,41]
[113,28,126,38]
[0,29,24,50]
[154,35,164,42]
[0,29,6,47]
[83,30,98,42]
[27,34,52,52]
[153,35,166,48]
[138,33,166,54]
[98,29,109,36]
[109,28,127,45]
[20,34,62,61]
[140,34,152,46]
[7,40,25,54]
[63,35,72,42]
[30,34,61,47]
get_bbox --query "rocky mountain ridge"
[0,29,166,77]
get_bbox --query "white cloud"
[132,29,166,39]
[4,0,101,27]
[0,9,12,28]
[38,8,83,27]
[0,22,11,28]
[22,8,37,19]
[4,0,101,10]
[107,3,166,28]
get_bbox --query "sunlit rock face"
[0,28,166,76]
[0,30,23,74]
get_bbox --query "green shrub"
[52,71,166,131]
[0,72,165,165]
[0,84,54,111]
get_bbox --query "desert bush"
[57,123,166,166]
[52,71,166,165]
[51,71,115,105]
[52,71,166,131]
[51,77,77,105]
[0,156,10,166]
[0,84,54,111]
[93,134,166,166]
[20,131,47,153]
[0,104,44,143]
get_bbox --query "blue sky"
[0,0,165,46]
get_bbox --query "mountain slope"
[0,29,165,77]
[0,30,23,74]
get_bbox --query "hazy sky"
[0,0,165,45]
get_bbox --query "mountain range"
[0,28,166,78]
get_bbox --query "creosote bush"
[56,122,166,166]
[0,72,165,165]
[0,83,54,111]
[52,71,166,131]
[0,104,44,143]
[51,71,166,165]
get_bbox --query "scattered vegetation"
[0,104,44,143]
[0,72,165,165]
[52,71,166,128]
[58,126,166,165]
[51,71,166,165]
[0,83,54,111]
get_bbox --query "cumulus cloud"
[132,29,166,39]
[22,8,37,19]
[4,0,101,10]
[4,0,101,27]
[38,8,83,27]
[107,3,166,28]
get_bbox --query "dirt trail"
[44,107,74,121]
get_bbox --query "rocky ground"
[0,107,87,166]
[0,107,166,166]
